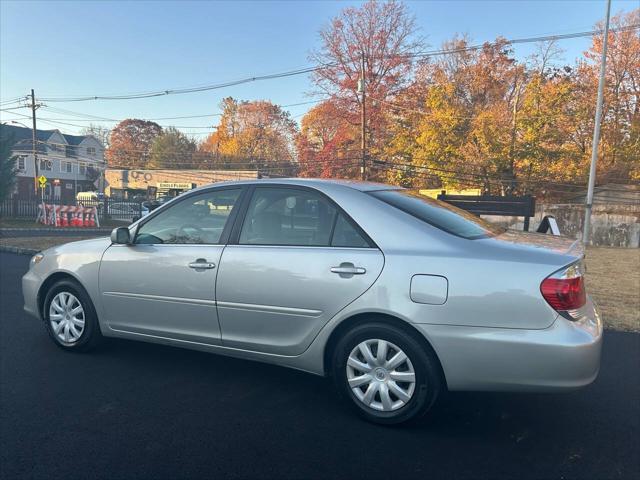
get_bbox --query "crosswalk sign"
[38,175,47,187]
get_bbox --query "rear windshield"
[369,189,505,240]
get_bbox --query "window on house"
[79,163,87,175]
[87,147,96,156]
[40,159,52,171]
[60,161,72,173]
[49,144,64,155]
[16,156,26,171]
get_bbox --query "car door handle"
[331,265,366,275]
[188,259,216,269]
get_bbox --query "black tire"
[42,279,103,352]
[331,322,442,425]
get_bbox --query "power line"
[37,66,331,102]
[36,98,326,124]
[32,137,605,190]
[403,24,639,60]
[31,25,637,104]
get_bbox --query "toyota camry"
[22,179,602,424]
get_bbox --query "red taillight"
[540,276,586,311]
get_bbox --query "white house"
[5,124,106,202]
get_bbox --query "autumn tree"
[382,37,524,192]
[81,123,111,149]
[149,127,197,168]
[309,0,423,165]
[582,9,640,181]
[296,100,358,177]
[106,119,163,169]
[201,97,298,173]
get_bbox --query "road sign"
[38,175,47,188]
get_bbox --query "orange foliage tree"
[200,97,298,174]
[106,119,163,169]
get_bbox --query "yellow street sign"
[38,175,47,187]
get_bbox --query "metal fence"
[0,198,145,223]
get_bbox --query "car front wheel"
[43,279,102,352]
[332,322,442,425]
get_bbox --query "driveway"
[1,252,638,479]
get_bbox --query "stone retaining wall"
[483,203,640,247]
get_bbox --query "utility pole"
[583,0,611,244]
[359,52,367,181]
[30,89,40,197]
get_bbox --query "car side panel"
[22,237,111,326]
[216,245,384,355]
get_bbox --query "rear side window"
[240,188,337,246]
[239,187,373,248]
[331,214,370,248]
[369,190,504,239]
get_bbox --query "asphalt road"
[1,251,638,480]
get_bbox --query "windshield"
[369,189,505,240]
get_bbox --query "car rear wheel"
[43,279,102,352]
[332,322,441,425]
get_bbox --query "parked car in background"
[22,179,602,424]
[76,191,104,203]
[108,202,149,223]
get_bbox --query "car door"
[216,185,384,355]
[99,186,244,344]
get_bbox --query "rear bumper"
[419,296,603,392]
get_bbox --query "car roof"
[192,177,402,193]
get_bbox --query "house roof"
[63,133,89,146]
[2,124,102,152]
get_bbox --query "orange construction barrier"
[86,209,95,227]
[75,210,84,227]
[37,203,101,228]
[60,207,69,227]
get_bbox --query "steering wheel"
[176,223,205,241]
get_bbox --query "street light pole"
[583,0,612,244]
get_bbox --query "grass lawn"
[1,235,638,332]
[584,247,639,332]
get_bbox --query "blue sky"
[1,0,636,138]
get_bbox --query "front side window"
[369,189,504,239]
[16,156,25,171]
[239,187,372,248]
[87,147,96,156]
[135,188,241,245]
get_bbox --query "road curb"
[0,245,38,256]
[0,227,111,234]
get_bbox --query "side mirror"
[111,227,131,244]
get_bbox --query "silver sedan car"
[22,179,602,424]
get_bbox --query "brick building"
[104,169,260,199]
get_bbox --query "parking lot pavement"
[1,252,638,480]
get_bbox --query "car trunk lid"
[488,229,584,260]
